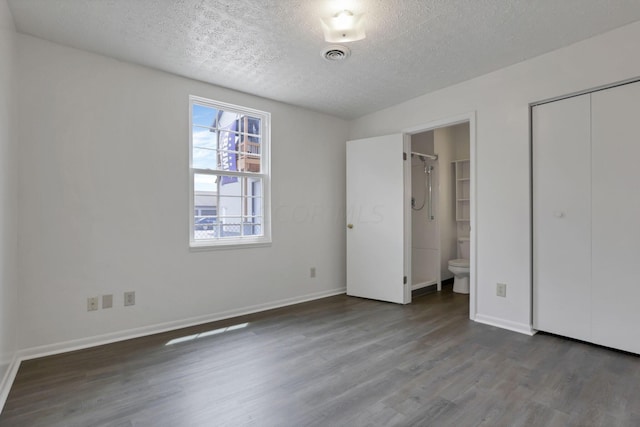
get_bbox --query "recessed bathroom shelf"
[454,159,470,221]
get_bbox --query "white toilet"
[448,237,470,294]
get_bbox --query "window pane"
[219,197,242,217]
[193,184,217,241]
[218,130,238,173]
[192,126,219,170]
[192,104,218,128]
[244,197,263,216]
[238,136,261,154]
[220,219,242,238]
[237,135,261,173]
[239,116,261,137]
[190,96,269,246]
[218,177,240,196]
[243,223,262,237]
[244,177,262,197]
[192,177,264,239]
[193,147,218,170]
[238,117,261,173]
[194,219,218,240]
[194,174,217,192]
[192,126,218,149]
[217,111,241,130]
[192,112,262,175]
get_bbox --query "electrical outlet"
[310,267,316,278]
[124,291,135,306]
[102,294,113,309]
[87,297,99,311]
[496,283,507,298]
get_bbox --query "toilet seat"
[448,258,469,268]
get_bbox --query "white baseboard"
[411,280,437,291]
[19,287,347,361]
[0,287,346,414]
[474,313,536,336]
[0,353,21,413]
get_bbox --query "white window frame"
[189,95,271,249]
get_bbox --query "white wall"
[433,128,456,281]
[349,20,640,333]
[0,0,18,377]
[453,124,470,162]
[16,34,349,350]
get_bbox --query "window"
[189,96,270,248]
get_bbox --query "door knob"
[347,224,354,229]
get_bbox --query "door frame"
[403,112,477,320]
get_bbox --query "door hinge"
[403,152,407,161]
[403,276,407,284]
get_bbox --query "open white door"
[346,133,410,304]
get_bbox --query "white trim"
[475,313,537,336]
[530,76,640,107]
[17,287,346,362]
[18,287,346,360]
[404,113,474,135]
[411,280,437,291]
[0,354,21,413]
[190,95,270,118]
[0,293,530,415]
[403,135,412,304]
[188,95,272,249]
[189,241,272,251]
[0,287,346,414]
[402,111,478,320]
[469,113,477,320]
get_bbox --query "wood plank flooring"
[2,286,640,426]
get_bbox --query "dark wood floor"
[2,286,639,426]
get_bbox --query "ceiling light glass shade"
[321,10,366,43]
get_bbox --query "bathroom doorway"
[406,114,475,318]
[345,113,476,319]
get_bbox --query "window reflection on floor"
[165,323,249,346]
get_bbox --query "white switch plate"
[102,294,113,309]
[496,283,507,298]
[87,297,99,311]
[310,267,316,278]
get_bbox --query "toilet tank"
[458,237,470,259]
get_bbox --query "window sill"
[189,238,272,251]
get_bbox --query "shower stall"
[410,133,441,292]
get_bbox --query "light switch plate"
[102,294,113,309]
[496,283,507,298]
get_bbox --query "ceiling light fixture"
[321,10,365,43]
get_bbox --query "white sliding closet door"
[591,81,640,354]
[533,94,592,341]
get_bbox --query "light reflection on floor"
[165,322,249,346]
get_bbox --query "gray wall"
[16,34,350,349]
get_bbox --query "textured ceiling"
[7,0,640,119]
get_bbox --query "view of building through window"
[190,97,270,246]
